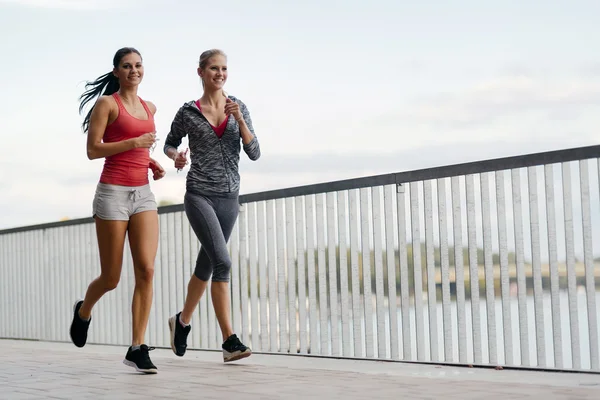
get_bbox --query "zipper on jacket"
[190,103,231,193]
[218,140,230,192]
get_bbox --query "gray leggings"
[184,191,239,282]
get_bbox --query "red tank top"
[99,93,155,186]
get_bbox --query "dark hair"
[78,47,142,133]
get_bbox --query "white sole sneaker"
[168,315,177,355]
[123,359,157,374]
[223,348,252,362]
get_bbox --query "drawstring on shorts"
[129,189,141,202]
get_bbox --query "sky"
[0,0,599,230]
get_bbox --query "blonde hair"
[199,49,227,69]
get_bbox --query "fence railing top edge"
[2,144,599,235]
[0,216,95,235]
[238,144,600,203]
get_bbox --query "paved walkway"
[1,339,600,399]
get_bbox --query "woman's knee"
[134,264,155,284]
[100,274,120,291]
[194,263,213,281]
[212,260,232,282]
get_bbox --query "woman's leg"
[169,192,248,361]
[210,196,250,362]
[127,209,158,346]
[211,281,233,341]
[120,202,158,375]
[179,249,210,325]
[70,217,128,348]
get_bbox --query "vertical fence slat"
[285,198,297,354]
[36,230,42,340]
[410,182,425,360]
[295,197,308,354]
[512,168,530,366]
[174,212,185,329]
[29,231,37,340]
[562,162,580,369]
[13,233,19,339]
[337,191,352,357]
[2,235,8,336]
[326,192,340,357]
[0,236,4,337]
[451,176,468,363]
[152,216,162,346]
[121,235,131,346]
[159,214,170,347]
[384,185,399,360]
[397,183,411,360]
[59,229,68,342]
[257,201,269,351]
[2,235,9,337]
[306,195,318,354]
[23,232,30,340]
[21,232,26,338]
[437,178,453,362]
[248,203,260,350]
[230,217,241,343]
[466,174,483,364]
[316,194,330,355]
[266,200,278,352]
[359,188,375,358]
[495,170,513,365]
[360,188,375,358]
[528,166,546,367]
[580,160,599,370]
[372,186,388,359]
[167,213,177,345]
[349,189,363,357]
[424,180,439,362]
[481,172,497,365]
[275,199,288,352]
[544,164,562,368]
[88,226,97,344]
[239,204,250,348]
[3,235,10,337]
[188,225,200,349]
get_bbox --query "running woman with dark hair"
[69,47,165,374]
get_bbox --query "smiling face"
[113,52,143,88]
[198,54,227,91]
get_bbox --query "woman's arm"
[226,99,260,161]
[149,157,166,180]
[86,96,155,160]
[163,106,189,169]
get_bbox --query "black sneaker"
[222,334,251,362]
[168,312,191,357]
[123,344,157,374]
[69,300,91,348]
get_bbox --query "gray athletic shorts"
[92,182,157,221]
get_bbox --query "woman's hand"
[173,148,189,172]
[149,158,166,180]
[224,98,243,122]
[135,132,157,149]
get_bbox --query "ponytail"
[78,72,119,133]
[78,46,141,133]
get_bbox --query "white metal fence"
[1,145,600,372]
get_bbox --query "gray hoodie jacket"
[163,95,260,198]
